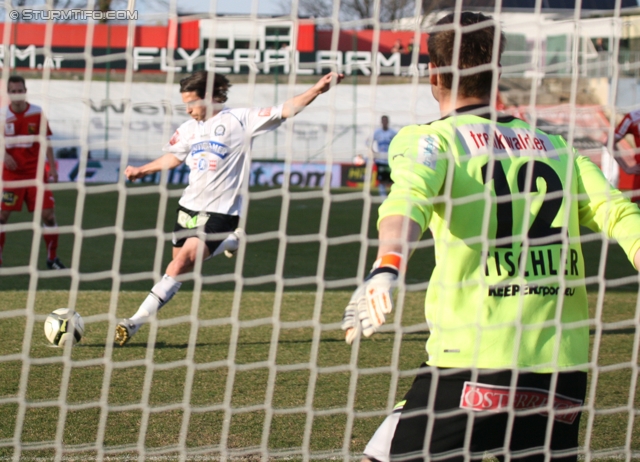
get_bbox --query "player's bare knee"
[41,208,56,226]
[0,210,11,224]
[167,248,200,275]
[166,257,193,276]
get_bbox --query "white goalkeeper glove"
[342,252,402,344]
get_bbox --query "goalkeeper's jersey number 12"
[482,159,565,248]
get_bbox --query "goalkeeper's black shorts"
[389,365,587,462]
[172,205,239,255]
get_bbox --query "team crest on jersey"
[27,123,37,134]
[417,135,439,169]
[197,157,208,171]
[2,191,16,206]
[259,107,272,117]
[4,123,14,136]
[214,125,225,136]
[191,140,229,159]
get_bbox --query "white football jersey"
[163,105,284,215]
[372,127,398,161]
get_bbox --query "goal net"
[1,0,639,461]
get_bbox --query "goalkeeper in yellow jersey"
[342,12,640,462]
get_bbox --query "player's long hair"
[179,71,231,103]
[428,12,505,99]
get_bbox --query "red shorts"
[1,186,55,212]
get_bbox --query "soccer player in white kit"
[370,115,397,196]
[116,70,343,346]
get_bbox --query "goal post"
[1,1,640,461]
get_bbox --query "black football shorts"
[375,160,392,183]
[390,366,587,462]
[172,205,239,255]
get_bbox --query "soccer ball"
[44,308,84,347]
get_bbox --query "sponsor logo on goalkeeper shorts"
[460,382,582,424]
[191,140,229,159]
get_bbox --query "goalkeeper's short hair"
[428,11,505,99]
[179,71,231,103]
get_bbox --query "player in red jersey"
[0,75,65,269]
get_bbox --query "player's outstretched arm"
[341,215,422,344]
[281,72,344,119]
[124,153,183,181]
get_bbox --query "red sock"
[0,231,5,265]
[43,228,58,261]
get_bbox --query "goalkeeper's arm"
[377,215,422,258]
[341,215,422,344]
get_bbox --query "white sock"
[130,274,182,323]
[212,231,239,257]
[378,183,387,196]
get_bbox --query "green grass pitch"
[0,185,639,460]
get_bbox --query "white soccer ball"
[44,308,84,347]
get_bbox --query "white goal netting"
[1,1,639,461]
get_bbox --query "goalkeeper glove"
[342,252,403,344]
